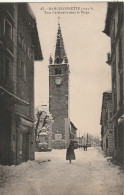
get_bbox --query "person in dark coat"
[83,144,88,151]
[66,143,75,163]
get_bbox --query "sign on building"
[55,134,62,141]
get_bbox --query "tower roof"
[54,23,67,64]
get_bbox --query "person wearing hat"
[66,142,76,163]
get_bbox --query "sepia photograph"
[0,2,124,195]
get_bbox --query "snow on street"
[0,147,124,195]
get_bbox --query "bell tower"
[49,23,70,149]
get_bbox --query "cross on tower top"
[58,16,61,25]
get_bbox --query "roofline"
[19,3,43,61]
[26,3,36,20]
[27,3,43,61]
[103,2,118,37]
[70,121,78,130]
[103,91,112,95]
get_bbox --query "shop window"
[4,19,13,40]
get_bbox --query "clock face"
[55,77,62,85]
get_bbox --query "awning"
[0,85,29,106]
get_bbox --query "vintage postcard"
[0,2,124,195]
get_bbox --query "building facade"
[100,92,115,156]
[104,2,124,167]
[49,23,70,149]
[0,3,42,165]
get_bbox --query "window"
[106,138,108,149]
[22,38,24,49]
[18,33,27,53]
[118,3,123,26]
[58,68,61,74]
[0,18,3,37]
[18,34,21,45]
[4,58,9,79]
[55,68,61,75]
[7,3,15,18]
[56,56,60,64]
[110,112,112,118]
[27,47,32,60]
[111,19,115,49]
[27,47,30,58]
[21,61,26,82]
[19,132,22,154]
[24,42,27,53]
[118,35,123,71]
[4,19,13,40]
[18,59,21,75]
[18,59,26,82]
[23,63,26,82]
[55,68,58,75]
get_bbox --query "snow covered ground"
[0,147,124,195]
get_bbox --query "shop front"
[16,114,33,164]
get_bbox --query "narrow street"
[0,147,124,195]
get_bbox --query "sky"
[30,2,111,137]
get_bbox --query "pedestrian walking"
[66,143,75,163]
[83,144,88,151]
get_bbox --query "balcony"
[106,52,111,65]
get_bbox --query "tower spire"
[54,23,68,64]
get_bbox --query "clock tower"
[49,23,70,149]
